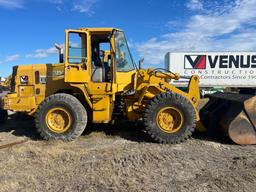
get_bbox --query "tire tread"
[143,92,196,144]
[35,93,87,141]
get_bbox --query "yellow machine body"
[0,28,200,129]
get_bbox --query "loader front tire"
[35,93,87,141]
[144,92,196,144]
[0,109,8,123]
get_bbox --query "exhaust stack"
[55,43,64,63]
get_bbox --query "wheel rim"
[45,107,72,133]
[156,107,184,133]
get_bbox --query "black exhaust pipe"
[55,43,64,63]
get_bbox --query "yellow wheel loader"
[0,28,200,143]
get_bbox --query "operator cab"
[89,30,135,83]
[64,28,136,92]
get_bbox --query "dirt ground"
[0,99,256,192]
[1,118,256,192]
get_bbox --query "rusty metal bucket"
[200,92,256,145]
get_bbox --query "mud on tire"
[35,93,87,141]
[143,92,196,144]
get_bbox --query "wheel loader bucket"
[200,92,256,145]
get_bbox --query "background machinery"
[0,76,11,93]
[0,28,200,144]
[166,52,256,145]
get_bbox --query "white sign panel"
[165,52,256,87]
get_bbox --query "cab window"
[68,32,87,64]
[114,31,134,72]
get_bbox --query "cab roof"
[70,28,123,32]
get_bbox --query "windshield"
[114,31,135,72]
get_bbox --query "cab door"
[87,32,116,123]
[64,30,90,83]
[113,30,136,92]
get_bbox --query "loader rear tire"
[0,109,8,123]
[35,93,87,141]
[144,92,196,144]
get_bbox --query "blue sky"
[0,0,256,77]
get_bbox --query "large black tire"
[143,92,196,144]
[35,93,87,141]
[0,109,8,123]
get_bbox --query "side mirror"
[139,58,144,69]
